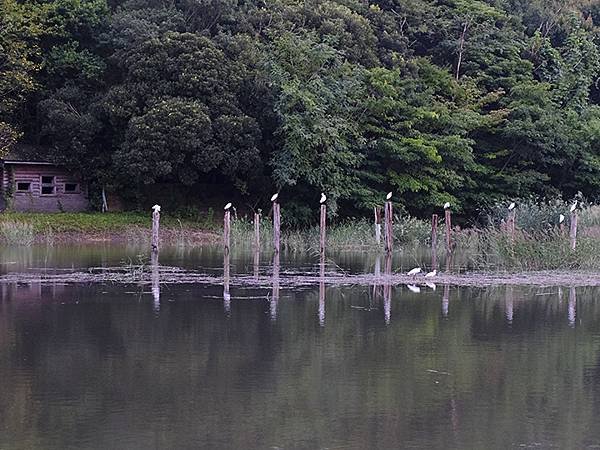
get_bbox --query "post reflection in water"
[568,287,576,327]
[270,252,280,321]
[223,251,231,315]
[151,252,160,313]
[318,256,325,327]
[383,253,392,325]
[442,284,450,317]
[505,286,514,324]
[253,248,260,279]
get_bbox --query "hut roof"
[2,144,53,165]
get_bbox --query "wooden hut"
[0,145,89,212]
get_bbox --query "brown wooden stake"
[505,285,514,324]
[384,201,393,254]
[320,204,326,257]
[151,206,160,254]
[383,253,392,325]
[223,210,231,254]
[431,214,438,271]
[444,208,452,255]
[374,206,382,244]
[570,212,578,250]
[273,202,281,254]
[254,212,260,250]
[507,210,516,241]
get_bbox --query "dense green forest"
[2,0,600,223]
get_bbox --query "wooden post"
[431,214,438,270]
[273,201,281,254]
[444,208,452,255]
[151,205,160,254]
[507,209,516,241]
[570,212,578,250]
[384,201,393,254]
[254,212,260,250]
[320,204,326,257]
[224,210,231,254]
[374,206,382,244]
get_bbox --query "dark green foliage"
[3,0,600,221]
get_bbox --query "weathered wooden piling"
[320,203,326,257]
[505,285,514,324]
[444,208,452,255]
[384,201,393,253]
[151,205,160,254]
[570,212,578,250]
[151,251,159,313]
[273,201,281,254]
[374,206,382,244]
[507,209,516,240]
[224,209,231,254]
[431,214,438,270]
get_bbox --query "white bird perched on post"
[443,202,450,210]
[271,193,279,202]
[508,202,516,211]
[425,269,437,278]
[570,201,577,212]
[224,202,232,210]
[152,204,161,213]
[407,267,422,277]
[320,193,326,204]
[559,214,565,224]
[386,192,392,200]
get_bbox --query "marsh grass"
[0,221,35,246]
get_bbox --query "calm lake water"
[1,245,600,449]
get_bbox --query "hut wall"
[2,164,89,212]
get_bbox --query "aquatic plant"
[0,221,35,246]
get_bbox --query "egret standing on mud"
[425,269,437,278]
[407,267,422,277]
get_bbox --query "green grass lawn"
[0,212,210,233]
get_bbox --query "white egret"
[386,192,393,200]
[320,193,327,204]
[559,214,565,224]
[407,284,421,293]
[271,193,279,202]
[570,201,577,212]
[224,202,232,210]
[152,204,161,212]
[443,202,451,210]
[407,267,422,277]
[425,269,437,278]
[508,202,515,210]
